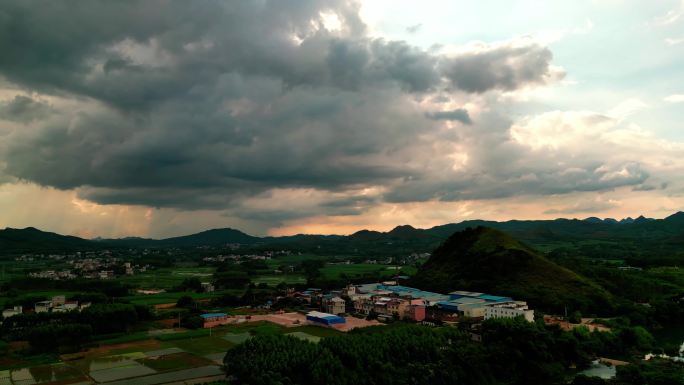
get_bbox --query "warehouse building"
[484,302,534,322]
[306,311,345,326]
[201,312,230,328]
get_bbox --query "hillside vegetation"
[411,227,613,314]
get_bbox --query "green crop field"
[320,264,416,279]
[0,259,61,283]
[265,254,331,268]
[118,267,216,289]
[138,352,213,371]
[164,336,235,356]
[252,274,306,285]
[121,291,220,306]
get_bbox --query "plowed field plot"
[137,352,213,372]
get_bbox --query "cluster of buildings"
[29,260,145,281]
[29,269,77,280]
[202,254,272,263]
[1,295,91,319]
[301,282,534,323]
[202,249,296,263]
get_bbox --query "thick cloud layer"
[0,0,673,232]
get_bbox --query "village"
[195,281,537,334]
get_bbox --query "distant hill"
[157,228,260,247]
[2,211,683,256]
[411,227,613,313]
[0,227,96,253]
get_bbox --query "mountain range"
[2,211,684,255]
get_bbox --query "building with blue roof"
[478,294,513,303]
[200,313,227,319]
[306,311,345,326]
[448,291,485,300]
[349,282,533,321]
[201,313,229,328]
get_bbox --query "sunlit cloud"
[664,94,684,103]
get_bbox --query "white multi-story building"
[2,306,22,318]
[201,282,215,292]
[484,301,534,322]
[52,295,66,306]
[323,296,346,315]
[35,301,53,313]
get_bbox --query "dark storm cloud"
[441,43,562,93]
[0,0,636,220]
[383,163,649,203]
[0,95,52,123]
[425,109,472,124]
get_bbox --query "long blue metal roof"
[200,313,227,318]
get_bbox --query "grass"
[118,267,216,290]
[0,353,59,371]
[285,331,321,343]
[0,259,56,284]
[287,325,342,338]
[164,336,234,356]
[264,254,331,268]
[93,331,151,346]
[252,274,306,285]
[320,264,415,280]
[121,291,220,306]
[155,329,210,341]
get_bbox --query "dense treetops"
[223,318,667,385]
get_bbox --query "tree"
[175,277,203,292]
[213,271,251,289]
[181,314,204,329]
[26,323,92,353]
[569,310,582,324]
[301,260,324,285]
[176,295,196,309]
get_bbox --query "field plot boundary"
[99,365,224,385]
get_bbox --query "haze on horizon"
[1,0,684,239]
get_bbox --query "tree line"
[223,317,672,385]
[1,303,151,352]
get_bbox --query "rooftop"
[307,311,343,319]
[200,313,227,319]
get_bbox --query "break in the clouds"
[0,0,683,237]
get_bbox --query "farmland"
[0,318,343,384]
[118,267,215,290]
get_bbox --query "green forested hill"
[0,227,96,253]
[2,212,684,257]
[411,227,613,313]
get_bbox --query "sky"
[1,0,684,238]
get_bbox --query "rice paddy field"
[117,267,216,290]
[319,263,417,280]
[0,320,342,384]
[120,291,221,306]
